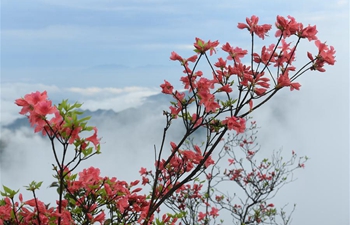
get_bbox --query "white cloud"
[67,86,156,96]
[69,87,160,112]
[0,83,160,126]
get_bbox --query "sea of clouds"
[0,77,348,224]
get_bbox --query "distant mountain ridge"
[3,93,172,131]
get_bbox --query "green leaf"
[72,102,83,109]
[84,126,94,131]
[95,145,101,154]
[83,147,93,157]
[25,181,43,191]
[35,181,43,189]
[197,39,204,47]
[68,197,76,206]
[48,182,58,188]
[57,99,68,110]
[78,116,91,123]
[1,185,19,198]
[2,185,13,194]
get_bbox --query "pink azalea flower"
[86,127,100,149]
[33,100,57,116]
[219,84,232,93]
[214,57,227,68]
[299,24,318,41]
[194,37,220,55]
[222,42,248,63]
[160,80,174,94]
[275,15,300,38]
[237,15,272,39]
[210,207,219,217]
[198,211,206,221]
[170,51,183,61]
[222,116,246,134]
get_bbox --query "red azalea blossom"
[160,80,174,94]
[191,113,203,128]
[253,87,266,96]
[194,37,220,55]
[142,176,149,185]
[170,51,198,66]
[86,127,100,149]
[315,40,336,66]
[198,212,206,221]
[187,54,198,63]
[180,75,197,90]
[169,105,181,118]
[204,154,215,168]
[34,100,57,116]
[276,68,301,91]
[275,15,300,38]
[198,91,220,113]
[298,24,318,41]
[222,116,246,134]
[237,15,272,39]
[219,84,233,93]
[170,51,183,61]
[139,167,148,175]
[290,82,301,91]
[254,72,270,88]
[15,90,63,135]
[222,42,248,63]
[67,126,82,144]
[210,207,219,217]
[214,57,227,68]
[253,44,276,65]
[228,158,235,165]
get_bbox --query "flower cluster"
[64,167,150,224]
[237,15,272,39]
[15,91,100,152]
[0,183,73,224]
[15,91,60,134]
[162,15,335,119]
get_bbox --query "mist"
[1,81,348,224]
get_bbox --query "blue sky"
[1,0,349,120]
[1,0,349,224]
[2,0,348,87]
